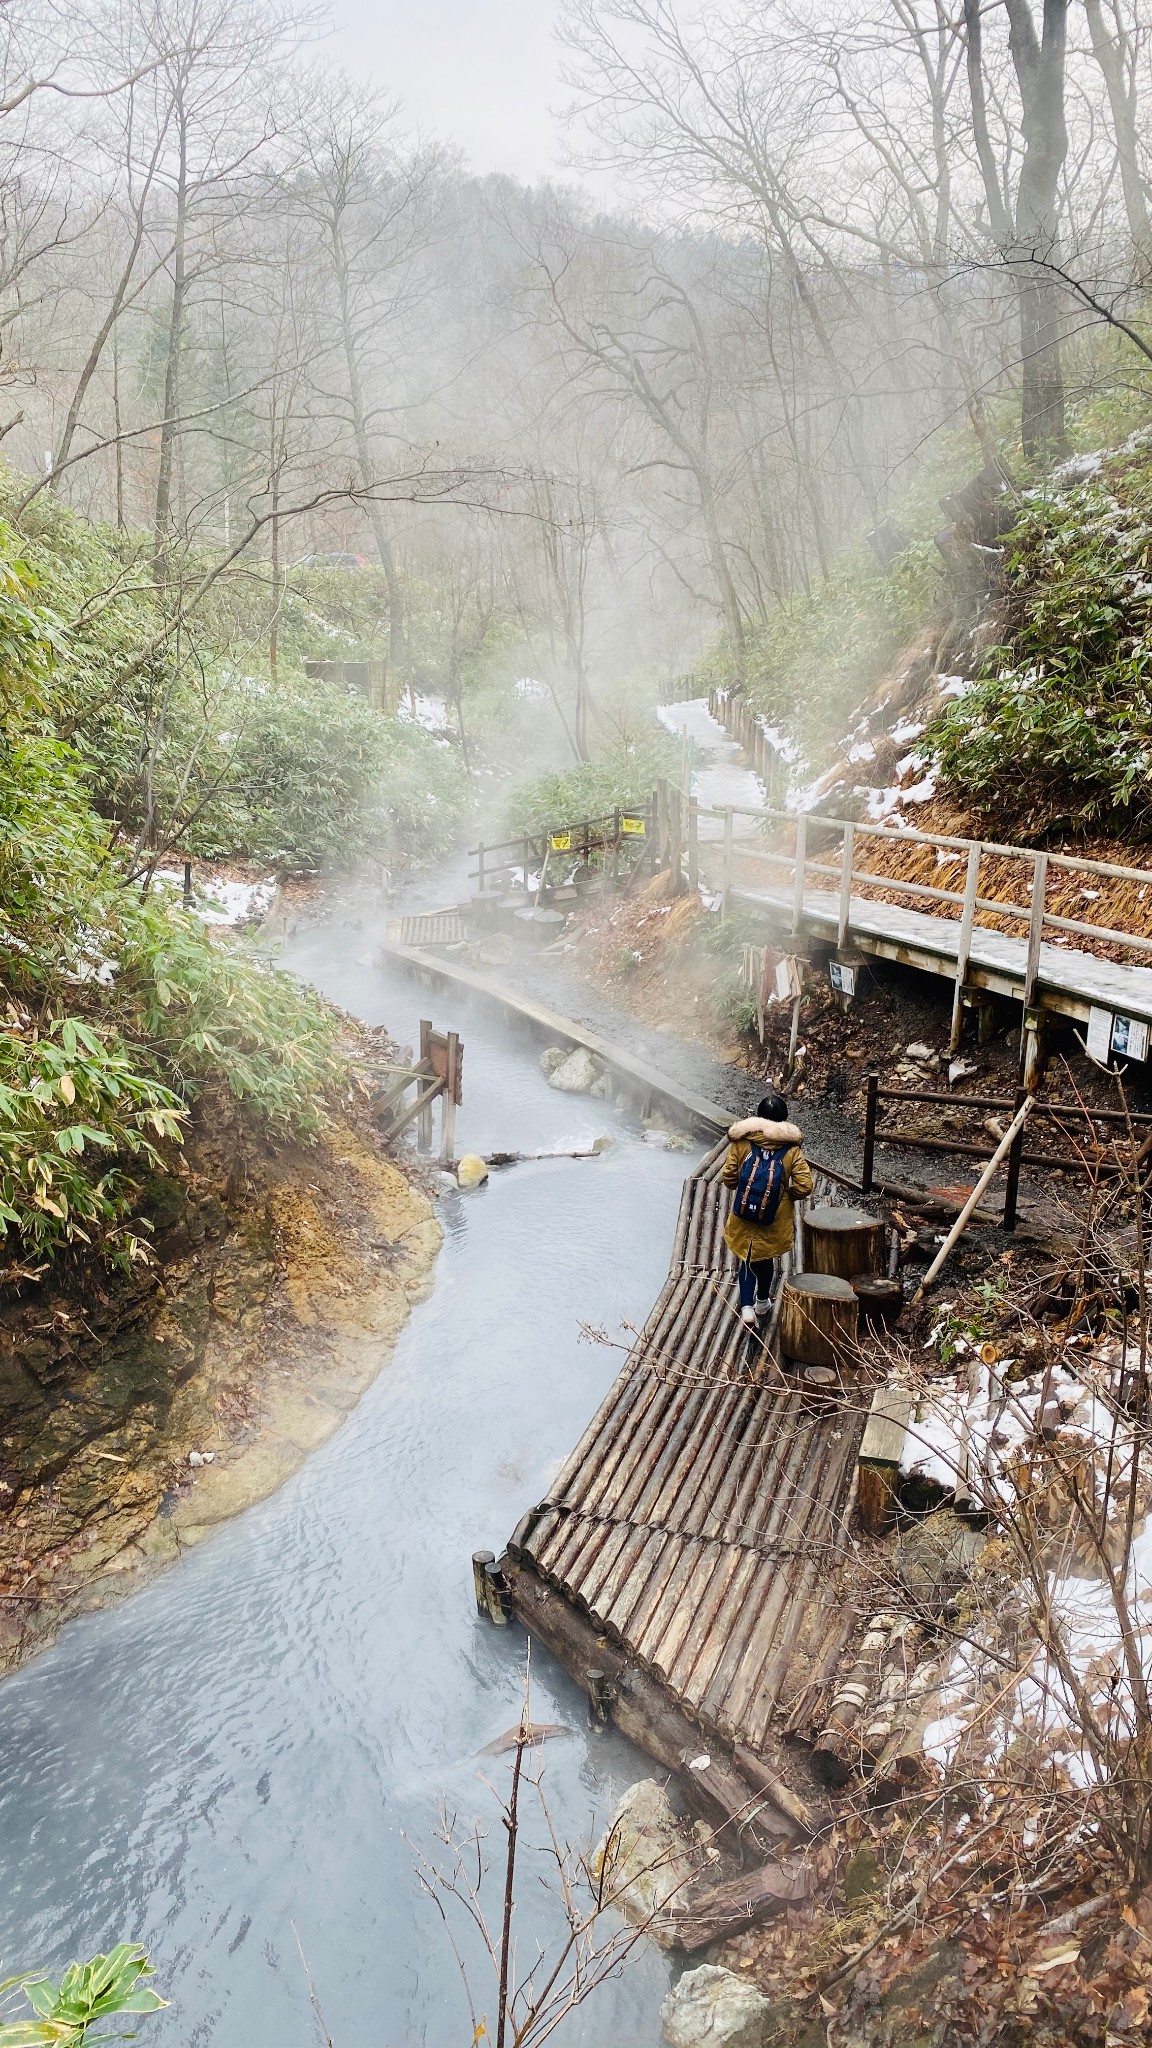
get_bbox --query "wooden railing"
[697,801,1152,1051]
[468,804,654,894]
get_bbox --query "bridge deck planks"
[509,1148,866,1755]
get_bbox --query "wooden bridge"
[500,1145,894,1802]
[686,803,1152,1070]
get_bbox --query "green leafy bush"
[0,532,354,1273]
[929,447,1152,838]
[699,538,940,754]
[506,731,680,836]
[0,1019,184,1272]
[0,1943,165,2046]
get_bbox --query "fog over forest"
[3,0,1149,773]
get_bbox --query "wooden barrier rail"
[861,1070,1152,1226]
[373,1019,463,1160]
[468,803,654,894]
[693,796,1152,1063]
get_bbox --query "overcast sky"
[322,0,573,184]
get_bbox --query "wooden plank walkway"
[378,938,732,1137]
[732,877,1152,1029]
[507,1145,866,1756]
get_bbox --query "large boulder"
[546,1046,605,1095]
[660,1965,772,2048]
[593,1779,702,1950]
[539,1045,569,1077]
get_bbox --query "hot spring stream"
[0,887,700,2046]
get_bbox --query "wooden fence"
[861,1073,1152,1225]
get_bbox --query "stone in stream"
[455,1154,489,1188]
[660,1964,773,2048]
[593,1779,705,1951]
[546,1046,605,1095]
[539,1045,569,1077]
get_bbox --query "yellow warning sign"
[549,830,572,851]
[621,815,646,836]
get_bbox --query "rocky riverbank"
[0,1090,440,1676]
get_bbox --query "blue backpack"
[732,1142,788,1225]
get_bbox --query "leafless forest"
[2,0,1150,739]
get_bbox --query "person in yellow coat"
[721,1092,813,1328]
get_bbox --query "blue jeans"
[737,1257,775,1313]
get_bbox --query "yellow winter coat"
[721,1117,814,1263]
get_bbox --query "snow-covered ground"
[153,870,278,927]
[657,698,766,838]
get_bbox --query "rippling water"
[0,903,699,2046]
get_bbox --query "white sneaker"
[740,1306,758,1329]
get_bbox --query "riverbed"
[0,901,699,2046]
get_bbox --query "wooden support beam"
[791,812,808,932]
[950,842,981,1052]
[837,823,854,951]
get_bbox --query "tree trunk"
[1005,0,1071,460]
[153,118,189,580]
[1084,0,1152,281]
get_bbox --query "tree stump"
[852,1276,903,1330]
[802,1203,885,1281]
[779,1273,858,1367]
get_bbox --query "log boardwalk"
[504,1143,868,1762]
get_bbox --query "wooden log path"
[504,1141,869,1761]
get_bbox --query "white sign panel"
[1086,1005,1113,1063]
[829,960,856,997]
[775,956,802,1001]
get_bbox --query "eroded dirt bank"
[0,1094,440,1674]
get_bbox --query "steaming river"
[0,889,697,2046]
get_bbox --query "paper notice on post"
[1086,1005,1113,1063]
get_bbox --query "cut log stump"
[779,1273,858,1367]
[852,1275,903,1329]
[672,1858,814,1953]
[802,1203,885,1281]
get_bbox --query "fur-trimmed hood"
[728,1117,802,1146]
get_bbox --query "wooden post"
[949,841,981,1053]
[837,822,855,951]
[472,1548,495,1617]
[687,794,699,893]
[440,1029,460,1162]
[477,842,486,894]
[862,1072,879,1193]
[1002,1083,1027,1230]
[483,1559,511,1625]
[1020,851,1049,1079]
[722,807,734,920]
[182,858,193,907]
[1022,850,1048,1011]
[790,812,808,935]
[912,1095,1034,1300]
[669,783,683,894]
[418,1019,434,1153]
[787,981,803,1071]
